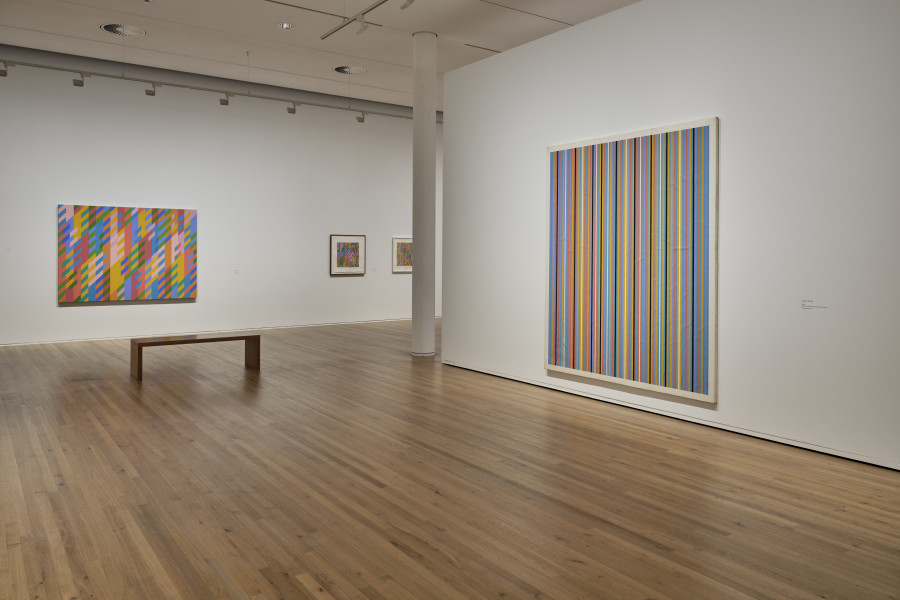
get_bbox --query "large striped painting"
[546,118,718,402]
[57,205,198,302]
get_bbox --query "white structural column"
[411,31,437,356]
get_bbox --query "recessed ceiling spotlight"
[334,66,367,75]
[101,24,146,37]
[277,22,294,30]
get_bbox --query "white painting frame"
[392,236,413,273]
[330,234,366,276]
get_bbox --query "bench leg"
[131,343,143,380]
[245,336,260,369]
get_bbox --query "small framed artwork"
[330,234,366,275]
[392,237,413,273]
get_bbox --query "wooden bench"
[130,332,260,380]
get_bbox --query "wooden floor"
[0,321,898,600]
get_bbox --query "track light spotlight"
[400,0,414,9]
[145,83,156,96]
[73,74,85,87]
[287,103,297,114]
[0,61,7,77]
[219,94,230,106]
[356,112,366,124]
[356,15,368,35]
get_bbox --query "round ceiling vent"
[334,65,367,75]
[101,24,146,37]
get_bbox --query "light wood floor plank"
[1,320,898,599]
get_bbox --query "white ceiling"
[0,0,639,109]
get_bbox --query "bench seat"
[130,332,260,380]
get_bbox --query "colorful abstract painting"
[546,118,718,402]
[337,242,360,268]
[392,237,412,273]
[397,243,412,266]
[330,234,366,275]
[57,205,197,303]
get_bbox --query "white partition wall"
[442,0,900,469]
[0,63,442,345]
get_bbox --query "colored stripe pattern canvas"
[57,205,198,302]
[546,118,717,402]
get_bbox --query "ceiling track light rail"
[320,0,390,40]
[0,58,414,121]
[261,0,343,20]
[356,15,369,35]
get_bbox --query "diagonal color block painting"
[58,205,198,302]
[546,118,718,403]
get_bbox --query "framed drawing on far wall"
[392,237,412,273]
[546,117,719,404]
[330,234,366,275]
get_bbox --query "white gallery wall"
[442,0,900,469]
[0,63,442,345]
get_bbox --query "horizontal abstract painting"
[546,118,718,402]
[57,205,198,303]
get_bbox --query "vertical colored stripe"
[548,124,711,395]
